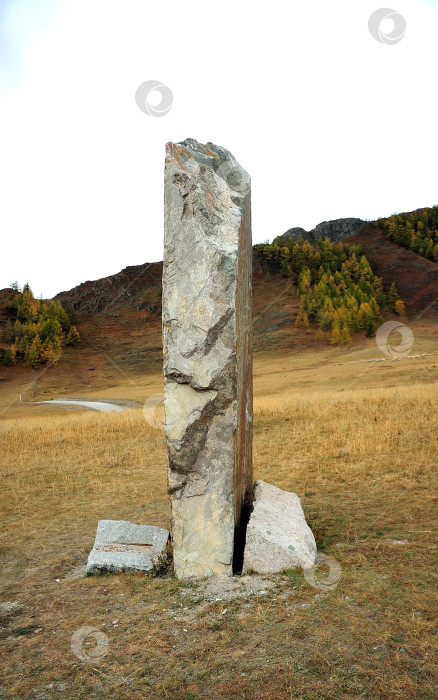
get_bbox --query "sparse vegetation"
[254,238,403,343]
[0,352,436,698]
[0,284,80,392]
[379,206,438,261]
[0,219,436,697]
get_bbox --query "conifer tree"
[4,284,80,395]
[41,339,61,365]
[340,324,351,344]
[394,299,406,316]
[358,302,372,329]
[388,282,400,311]
[294,307,309,330]
[330,323,342,345]
[299,268,311,294]
[24,336,42,369]
[365,315,375,338]
[15,284,38,322]
[66,325,81,345]
[0,348,15,366]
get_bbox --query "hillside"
[0,210,437,400]
[48,252,305,371]
[272,210,438,317]
[48,235,438,362]
[0,253,303,398]
[345,224,438,316]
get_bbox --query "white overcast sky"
[0,0,437,298]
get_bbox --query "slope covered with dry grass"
[1,378,437,698]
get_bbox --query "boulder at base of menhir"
[86,520,169,575]
[242,481,317,574]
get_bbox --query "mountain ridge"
[1,208,436,389]
[273,217,367,246]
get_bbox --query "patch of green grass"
[281,568,302,586]
[0,625,37,639]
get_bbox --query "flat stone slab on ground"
[86,520,169,575]
[242,480,317,574]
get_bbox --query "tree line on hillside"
[378,206,438,261]
[254,238,405,345]
[0,283,80,390]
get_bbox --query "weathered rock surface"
[163,138,253,579]
[0,601,24,623]
[243,481,317,574]
[312,218,366,241]
[86,520,169,574]
[273,218,366,246]
[275,226,307,243]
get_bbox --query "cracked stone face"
[163,138,253,579]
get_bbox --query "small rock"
[242,481,317,574]
[0,601,24,622]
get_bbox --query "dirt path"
[35,399,126,413]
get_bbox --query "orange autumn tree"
[5,283,80,394]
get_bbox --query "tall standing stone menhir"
[163,139,253,579]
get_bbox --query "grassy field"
[1,338,437,698]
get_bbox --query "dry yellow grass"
[1,317,437,418]
[1,375,437,698]
[1,408,168,580]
